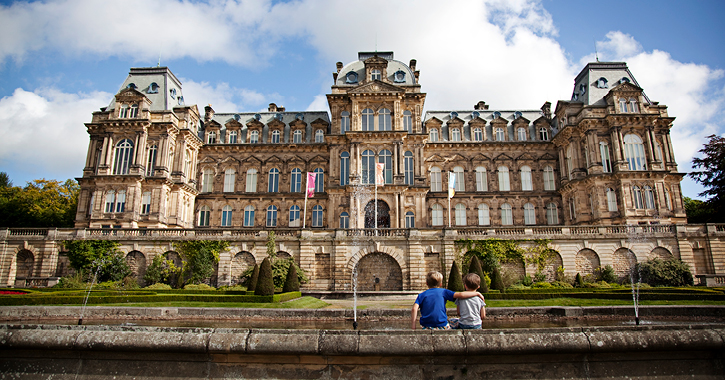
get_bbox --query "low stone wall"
[1,323,724,379]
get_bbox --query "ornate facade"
[2,53,723,290]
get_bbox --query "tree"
[282,260,300,292]
[173,241,229,286]
[0,177,79,228]
[266,231,277,260]
[467,255,487,293]
[143,255,181,285]
[446,261,464,292]
[255,257,275,296]
[637,258,694,287]
[683,197,716,223]
[63,240,131,282]
[689,135,725,222]
[491,265,505,293]
[247,263,260,291]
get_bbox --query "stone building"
[1,52,723,290]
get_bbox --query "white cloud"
[181,79,283,114]
[0,87,110,183]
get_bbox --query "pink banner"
[306,172,316,198]
[375,163,385,185]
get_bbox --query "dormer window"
[275,113,283,121]
[271,130,280,143]
[450,111,458,119]
[471,111,480,119]
[394,70,406,82]
[620,77,630,84]
[250,130,259,144]
[619,98,628,113]
[371,69,381,81]
[514,111,522,119]
[207,131,216,144]
[571,92,579,101]
[579,83,586,95]
[147,82,159,94]
[127,83,137,90]
[177,96,184,106]
[295,113,304,121]
[345,72,358,84]
[596,77,608,89]
[254,113,261,121]
[129,104,138,118]
[629,98,639,113]
[492,111,501,119]
[170,88,177,99]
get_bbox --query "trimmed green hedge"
[0,291,301,306]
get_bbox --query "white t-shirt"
[455,296,485,326]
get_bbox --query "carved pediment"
[611,82,643,93]
[309,154,328,164]
[220,156,241,165]
[516,152,535,161]
[246,119,264,129]
[115,87,145,100]
[449,153,467,162]
[205,120,222,129]
[425,117,443,128]
[243,156,263,165]
[469,118,487,126]
[425,154,446,163]
[198,156,217,164]
[364,55,389,65]
[224,119,242,129]
[533,116,551,126]
[539,152,557,161]
[490,118,508,126]
[493,153,513,162]
[348,81,403,94]
[267,119,285,129]
[513,116,530,125]
[265,155,282,164]
[471,153,490,163]
[290,119,307,128]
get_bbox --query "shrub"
[532,281,553,289]
[184,283,216,291]
[596,265,617,283]
[218,285,246,291]
[272,258,308,289]
[637,258,694,287]
[255,257,275,296]
[583,281,611,289]
[575,273,584,287]
[282,261,300,292]
[533,271,546,283]
[247,264,260,291]
[521,275,533,287]
[174,241,229,285]
[507,283,530,291]
[491,266,505,293]
[551,281,574,289]
[54,271,87,289]
[500,268,520,290]
[144,255,181,286]
[145,283,172,290]
[446,261,464,292]
[468,256,486,292]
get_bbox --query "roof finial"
[594,39,599,62]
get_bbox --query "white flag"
[448,172,456,199]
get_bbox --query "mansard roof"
[209,111,330,129]
[424,109,543,126]
[108,67,184,112]
[335,53,416,87]
[569,61,651,106]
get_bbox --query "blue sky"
[0,0,723,200]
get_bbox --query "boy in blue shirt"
[411,271,485,330]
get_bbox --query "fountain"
[77,257,105,326]
[628,247,642,326]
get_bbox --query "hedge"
[0,291,302,306]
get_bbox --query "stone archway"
[15,250,34,280]
[231,252,256,285]
[649,247,673,261]
[354,252,402,291]
[164,251,182,288]
[364,200,390,228]
[277,251,292,260]
[542,251,563,282]
[575,249,600,277]
[125,251,147,286]
[612,248,637,281]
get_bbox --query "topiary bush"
[575,273,584,287]
[446,261,464,292]
[255,257,275,296]
[637,258,694,287]
[551,280,574,289]
[247,264,260,291]
[532,281,553,289]
[491,265,505,293]
[145,283,172,290]
[467,256,487,292]
[184,283,216,291]
[282,260,300,292]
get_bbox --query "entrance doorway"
[364,200,390,228]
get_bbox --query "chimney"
[333,72,338,82]
[204,104,214,123]
[409,59,417,72]
[414,71,420,84]
[474,101,489,110]
[336,62,343,73]
[541,101,551,119]
[278,106,285,112]
[268,103,277,112]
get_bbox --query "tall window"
[207,131,216,144]
[429,128,439,142]
[293,130,302,143]
[245,169,257,192]
[624,134,647,170]
[451,128,461,142]
[403,110,412,133]
[539,127,548,141]
[379,108,391,131]
[271,130,280,144]
[379,150,392,184]
[141,191,151,215]
[473,128,483,142]
[266,205,278,227]
[129,104,139,118]
[221,205,233,227]
[520,166,532,191]
[291,168,302,192]
[362,108,374,131]
[115,190,126,212]
[268,168,279,192]
[600,142,612,173]
[546,203,559,225]
[475,167,488,191]
[362,149,375,185]
[224,168,235,192]
[517,127,527,141]
[543,166,555,190]
[619,98,628,112]
[314,168,324,192]
[431,204,443,226]
[340,111,350,133]
[632,186,644,209]
[495,127,505,141]
[201,168,213,192]
[250,130,259,144]
[501,203,513,225]
[566,145,574,178]
[405,211,415,228]
[453,166,465,192]
[524,203,536,225]
[430,166,442,192]
[340,152,350,186]
[105,191,115,213]
[315,129,324,143]
[229,131,237,144]
[478,204,490,225]
[146,145,157,176]
[198,206,210,227]
[312,205,323,227]
[664,188,672,210]
[289,205,300,227]
[455,203,467,226]
[498,166,510,191]
[243,205,254,227]
[371,69,381,80]
[119,105,129,118]
[113,139,134,175]
[404,151,414,186]
[630,98,639,113]
[606,188,618,212]
[644,186,655,209]
[340,212,349,229]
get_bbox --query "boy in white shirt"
[452,273,486,329]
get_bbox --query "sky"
[0,0,723,200]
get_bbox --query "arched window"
[224,168,235,192]
[517,127,527,141]
[543,166,555,190]
[141,191,151,214]
[312,205,323,227]
[539,127,548,141]
[243,205,255,227]
[207,131,217,144]
[371,69,381,80]
[619,98,628,113]
[289,205,300,227]
[429,128,439,142]
[314,168,324,192]
[198,206,210,227]
[379,150,392,184]
[501,203,513,225]
[475,167,488,191]
[600,142,612,172]
[340,111,350,133]
[201,168,214,192]
[266,205,278,227]
[245,169,257,192]
[379,108,391,131]
[630,98,639,113]
[340,152,350,186]
[271,130,280,144]
[451,128,461,142]
[228,131,238,144]
[624,134,647,170]
[115,190,126,212]
[339,212,349,229]
[597,77,608,88]
[403,110,412,133]
[498,166,510,191]
[455,203,467,226]
[146,145,157,176]
[520,166,532,191]
[644,186,655,209]
[362,108,374,131]
[105,190,115,213]
[524,203,536,225]
[606,188,618,212]
[453,166,465,192]
[404,151,414,186]
[268,168,279,192]
[546,203,559,225]
[315,129,324,143]
[632,186,644,209]
[495,127,505,141]
[431,204,443,226]
[430,166,442,192]
[250,130,259,144]
[362,149,375,185]
[291,168,302,192]
[478,204,490,225]
[221,205,233,227]
[113,139,134,175]
[405,211,415,228]
[293,130,302,143]
[473,127,483,142]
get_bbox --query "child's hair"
[463,273,481,290]
[426,271,443,288]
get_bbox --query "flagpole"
[375,181,378,236]
[303,175,309,229]
[448,196,451,228]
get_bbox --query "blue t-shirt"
[415,287,455,327]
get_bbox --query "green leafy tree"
[63,240,131,283]
[247,263,260,291]
[173,241,229,286]
[143,255,181,285]
[446,261,464,292]
[0,172,11,188]
[282,260,300,292]
[690,135,725,221]
[0,177,79,228]
[637,258,694,287]
[266,231,277,260]
[272,258,308,289]
[491,265,505,293]
[683,197,716,223]
[255,257,275,296]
